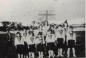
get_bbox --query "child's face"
[16,34,21,40]
[58,26,62,30]
[49,35,52,38]
[64,23,68,27]
[23,33,27,37]
[16,34,19,37]
[30,29,32,31]
[68,27,73,33]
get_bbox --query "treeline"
[0,21,29,31]
[0,20,55,31]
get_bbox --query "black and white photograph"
[0,0,85,58]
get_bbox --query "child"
[56,25,65,57]
[28,33,35,58]
[14,32,24,58]
[23,31,29,58]
[46,32,56,58]
[67,26,76,57]
[36,34,44,58]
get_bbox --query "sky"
[0,0,85,25]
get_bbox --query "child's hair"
[69,26,73,29]
[68,26,74,34]
[63,21,69,27]
[16,32,22,38]
[57,25,63,28]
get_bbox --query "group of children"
[14,21,76,58]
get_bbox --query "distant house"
[72,24,85,57]
[72,24,85,31]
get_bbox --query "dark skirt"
[47,42,55,51]
[24,42,29,54]
[29,44,35,52]
[16,44,25,54]
[68,40,75,48]
[37,43,45,51]
[47,42,57,54]
[57,38,64,48]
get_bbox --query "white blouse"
[56,30,65,39]
[66,32,76,41]
[26,36,35,45]
[34,37,41,44]
[46,35,56,43]
[14,37,24,46]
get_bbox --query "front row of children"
[14,25,76,58]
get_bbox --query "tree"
[1,21,11,31]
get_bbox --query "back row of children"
[14,21,76,58]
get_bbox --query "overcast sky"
[0,0,85,25]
